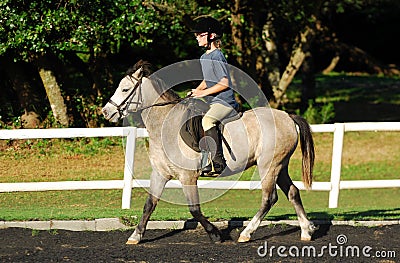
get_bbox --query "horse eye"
[122,88,130,92]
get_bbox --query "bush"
[298,100,335,124]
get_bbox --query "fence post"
[121,127,137,209]
[328,123,345,208]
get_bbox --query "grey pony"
[102,62,316,244]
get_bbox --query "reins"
[136,95,191,112]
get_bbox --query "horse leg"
[126,170,169,245]
[238,168,279,243]
[277,166,316,241]
[181,182,222,243]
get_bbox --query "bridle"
[107,73,143,120]
[107,71,186,120]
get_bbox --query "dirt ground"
[1,224,399,263]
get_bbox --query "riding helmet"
[191,17,223,38]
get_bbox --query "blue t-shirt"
[200,50,238,109]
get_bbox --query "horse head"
[103,60,182,123]
[102,67,144,122]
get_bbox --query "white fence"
[1,122,400,209]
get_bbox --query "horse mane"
[126,59,153,77]
[126,60,181,102]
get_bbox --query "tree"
[175,0,322,107]
[0,54,46,127]
[1,0,77,126]
[0,0,173,126]
[1,0,398,127]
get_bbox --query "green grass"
[1,74,399,222]
[1,132,399,222]
[288,73,400,104]
[1,188,399,222]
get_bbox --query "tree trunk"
[230,0,244,66]
[261,12,281,105]
[300,51,316,112]
[36,55,69,127]
[322,54,340,74]
[274,26,315,107]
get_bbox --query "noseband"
[107,74,143,119]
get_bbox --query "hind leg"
[126,170,169,244]
[238,168,279,243]
[277,166,316,241]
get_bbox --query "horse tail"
[289,114,315,189]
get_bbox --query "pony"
[102,60,316,244]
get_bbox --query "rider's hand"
[191,89,207,98]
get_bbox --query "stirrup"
[201,160,226,177]
[200,150,216,177]
[200,150,211,169]
[201,168,220,177]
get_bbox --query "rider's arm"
[195,80,207,90]
[191,77,228,98]
[188,80,207,96]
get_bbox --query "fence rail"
[1,122,399,209]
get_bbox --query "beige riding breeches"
[202,103,235,132]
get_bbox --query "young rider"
[190,17,238,176]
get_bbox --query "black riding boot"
[200,126,226,176]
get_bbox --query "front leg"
[126,170,168,245]
[189,203,222,243]
[182,183,222,243]
[126,195,156,244]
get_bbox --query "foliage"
[0,0,398,127]
[0,0,205,63]
[0,0,158,59]
[299,100,335,124]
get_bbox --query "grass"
[1,188,399,223]
[0,74,399,222]
[288,73,400,104]
[0,131,399,222]
[287,73,400,122]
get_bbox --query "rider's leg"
[201,126,225,174]
[200,103,233,175]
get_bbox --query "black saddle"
[179,98,242,152]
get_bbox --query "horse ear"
[133,67,143,79]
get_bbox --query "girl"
[190,17,238,176]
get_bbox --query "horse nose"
[102,107,108,117]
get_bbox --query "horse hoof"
[301,236,312,241]
[300,223,316,241]
[126,238,140,245]
[238,235,250,243]
[208,232,222,243]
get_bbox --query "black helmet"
[191,17,223,37]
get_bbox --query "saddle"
[179,98,242,152]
